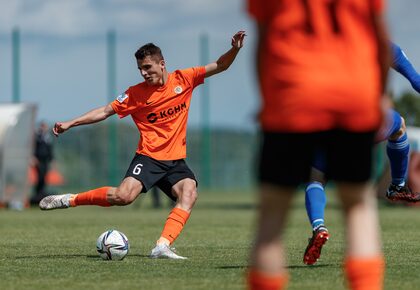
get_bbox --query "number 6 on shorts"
[133,163,143,175]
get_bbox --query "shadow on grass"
[13,254,151,260]
[217,265,248,269]
[194,202,325,211]
[195,203,256,210]
[217,263,334,270]
[13,254,99,259]
[287,263,335,269]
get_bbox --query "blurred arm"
[255,23,266,91]
[370,8,392,94]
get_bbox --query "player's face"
[137,56,165,86]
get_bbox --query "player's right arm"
[52,103,115,136]
[255,23,266,92]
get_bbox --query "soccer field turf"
[1,190,420,290]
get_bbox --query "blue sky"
[0,0,419,130]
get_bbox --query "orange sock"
[344,256,385,290]
[160,207,190,244]
[247,269,289,290]
[70,187,112,207]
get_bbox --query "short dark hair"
[134,43,164,61]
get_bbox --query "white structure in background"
[0,103,36,209]
[407,126,420,151]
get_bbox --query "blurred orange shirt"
[111,67,206,160]
[248,0,385,133]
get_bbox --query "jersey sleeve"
[391,42,420,93]
[180,67,206,88]
[110,87,141,118]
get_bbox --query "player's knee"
[389,117,407,141]
[179,184,198,206]
[114,189,137,205]
[400,117,407,133]
[185,188,198,204]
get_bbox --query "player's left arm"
[204,31,246,78]
[391,42,420,93]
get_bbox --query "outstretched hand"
[52,122,70,137]
[231,31,246,49]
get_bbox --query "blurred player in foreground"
[303,42,420,266]
[39,31,246,259]
[247,0,390,289]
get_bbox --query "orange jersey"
[248,0,385,133]
[111,67,206,160]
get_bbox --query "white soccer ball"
[96,229,130,260]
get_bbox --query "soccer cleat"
[149,244,187,260]
[39,194,72,210]
[386,184,420,203]
[303,226,329,265]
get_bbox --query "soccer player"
[39,31,246,259]
[303,43,420,266]
[247,1,390,290]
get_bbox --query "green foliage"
[393,91,420,126]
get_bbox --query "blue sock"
[387,132,410,186]
[305,182,327,230]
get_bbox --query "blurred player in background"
[31,121,54,205]
[150,186,175,208]
[39,31,246,259]
[303,42,420,266]
[247,0,390,289]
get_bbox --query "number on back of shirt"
[301,0,341,34]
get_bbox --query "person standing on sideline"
[39,31,246,259]
[31,121,54,205]
[247,1,390,290]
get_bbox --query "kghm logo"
[147,102,187,123]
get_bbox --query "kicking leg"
[384,115,420,202]
[39,177,143,210]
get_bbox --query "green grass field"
[1,190,420,290]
